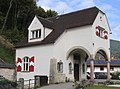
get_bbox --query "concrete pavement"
[37,83,73,89]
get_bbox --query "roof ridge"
[36,15,53,23]
[60,6,99,16]
[47,6,99,20]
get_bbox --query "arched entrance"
[94,48,110,80]
[95,49,109,61]
[67,46,90,81]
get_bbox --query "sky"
[37,0,120,41]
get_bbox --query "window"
[100,67,104,71]
[23,57,30,71]
[82,63,85,74]
[57,60,63,73]
[98,26,104,38]
[96,26,108,39]
[31,29,41,39]
[69,62,72,74]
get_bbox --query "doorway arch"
[66,46,90,81]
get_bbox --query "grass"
[85,85,120,89]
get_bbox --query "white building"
[15,7,111,83]
[87,60,120,73]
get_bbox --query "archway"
[94,48,110,80]
[66,46,90,81]
[95,48,109,61]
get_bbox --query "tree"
[0,0,58,44]
[1,0,13,33]
[46,9,58,18]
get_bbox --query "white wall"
[16,44,53,81]
[45,28,52,38]
[92,11,110,60]
[87,66,120,73]
[52,26,93,81]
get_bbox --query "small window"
[98,26,104,38]
[100,67,104,71]
[99,29,104,37]
[57,60,63,73]
[23,57,30,71]
[31,29,41,39]
[69,62,72,74]
[96,26,106,38]
[82,63,85,74]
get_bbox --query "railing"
[17,76,48,89]
[17,79,35,89]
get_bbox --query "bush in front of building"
[0,76,17,89]
[111,71,120,79]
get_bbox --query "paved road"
[37,83,73,89]
[37,79,120,89]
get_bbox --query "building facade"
[87,60,120,73]
[16,7,111,83]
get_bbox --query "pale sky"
[37,0,120,41]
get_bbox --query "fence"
[17,76,48,89]
[17,78,35,89]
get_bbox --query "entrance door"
[74,64,79,81]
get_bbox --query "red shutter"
[29,56,34,72]
[17,57,22,72]
[96,31,99,36]
[104,30,108,34]
[104,35,108,39]
[30,56,34,62]
[29,65,34,71]
[96,26,100,36]
[17,65,22,72]
[17,58,22,63]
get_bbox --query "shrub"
[111,71,120,79]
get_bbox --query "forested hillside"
[110,39,120,58]
[0,0,57,45]
[0,0,57,63]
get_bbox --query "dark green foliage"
[0,0,58,45]
[85,85,120,89]
[0,79,17,89]
[46,9,58,18]
[0,44,14,63]
[111,71,120,79]
[110,39,120,58]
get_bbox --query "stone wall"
[49,58,66,84]
[0,68,16,81]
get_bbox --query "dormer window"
[31,29,41,39]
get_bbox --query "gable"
[28,16,44,31]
